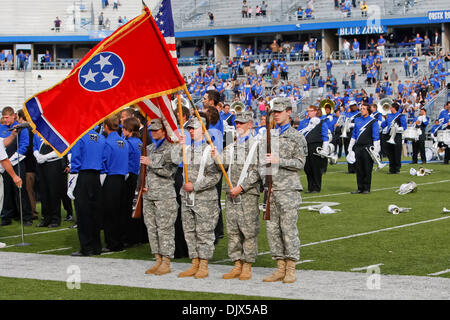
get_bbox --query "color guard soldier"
[212,111,261,281]
[140,119,182,276]
[260,98,307,284]
[178,113,221,279]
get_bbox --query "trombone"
[366,146,386,171]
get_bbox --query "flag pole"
[177,94,189,183]
[183,87,233,190]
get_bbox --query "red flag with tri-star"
[23,3,185,156]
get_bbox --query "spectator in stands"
[377,35,386,57]
[360,1,368,17]
[17,51,25,70]
[305,6,314,19]
[350,70,356,89]
[423,35,430,55]
[54,17,61,32]
[122,16,128,23]
[245,45,254,56]
[367,38,376,52]
[326,57,333,77]
[208,12,214,26]
[43,50,52,69]
[255,5,261,16]
[308,38,316,61]
[361,54,367,74]
[296,7,304,20]
[342,0,351,17]
[343,39,351,60]
[432,31,441,55]
[270,40,280,58]
[235,44,242,58]
[118,16,123,26]
[342,71,349,89]
[0,50,5,70]
[242,1,249,18]
[98,12,104,30]
[104,17,111,30]
[261,1,267,17]
[411,55,419,76]
[352,38,360,59]
[403,55,410,77]
[414,33,423,56]
[113,0,120,10]
[302,41,309,61]
[6,51,13,70]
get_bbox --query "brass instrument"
[319,99,335,117]
[314,146,338,165]
[378,98,393,116]
[366,146,386,171]
[230,101,245,114]
[171,96,189,110]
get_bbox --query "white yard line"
[214,216,450,264]
[428,269,450,276]
[351,263,384,271]
[296,259,314,265]
[303,179,450,199]
[37,247,72,254]
[0,227,71,240]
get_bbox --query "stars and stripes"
[154,0,177,64]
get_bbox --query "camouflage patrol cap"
[235,111,254,123]
[186,116,207,129]
[149,118,163,131]
[271,97,292,112]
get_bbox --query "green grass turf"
[1,159,449,298]
[0,276,283,300]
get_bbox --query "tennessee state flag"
[24,4,185,156]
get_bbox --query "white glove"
[321,141,330,155]
[346,150,356,164]
[67,173,78,200]
[373,140,381,154]
[349,123,355,129]
[33,151,46,164]
[100,174,106,186]
[125,173,129,180]
[43,151,59,162]
[347,138,356,154]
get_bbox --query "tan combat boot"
[155,256,171,275]
[239,262,252,281]
[262,259,286,282]
[283,259,297,284]
[222,260,242,279]
[194,259,209,279]
[145,254,162,274]
[178,258,200,278]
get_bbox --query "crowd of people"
[241,0,268,18]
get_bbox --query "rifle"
[263,105,272,221]
[131,116,148,219]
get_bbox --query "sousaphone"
[378,98,393,116]
[319,99,335,116]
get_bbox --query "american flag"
[139,0,180,142]
[154,0,177,65]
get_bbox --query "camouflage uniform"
[222,112,261,263]
[180,117,221,260]
[259,99,308,262]
[143,119,181,259]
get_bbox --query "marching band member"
[381,102,407,174]
[33,135,67,228]
[300,105,329,193]
[178,114,222,279]
[347,103,380,194]
[212,111,261,281]
[101,116,129,253]
[411,108,429,164]
[342,101,361,174]
[140,119,182,276]
[260,98,307,284]
[69,128,106,256]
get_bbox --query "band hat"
[271,97,291,112]
[149,118,163,131]
[349,100,357,106]
[186,116,207,129]
[235,111,254,123]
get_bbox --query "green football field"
[0,159,449,299]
